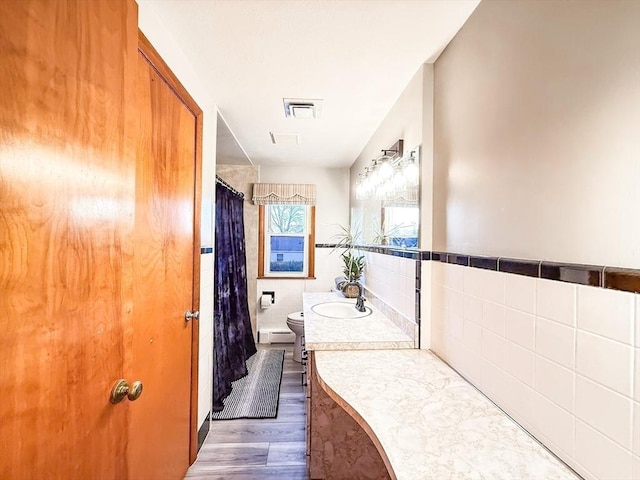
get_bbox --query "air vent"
[269,132,301,145]
[283,98,323,119]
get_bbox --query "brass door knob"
[128,381,143,401]
[110,379,144,404]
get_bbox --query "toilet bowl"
[286,311,305,363]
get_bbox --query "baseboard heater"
[258,328,295,344]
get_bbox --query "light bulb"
[392,170,405,188]
[378,160,393,180]
[403,161,419,186]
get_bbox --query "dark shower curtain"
[213,181,257,412]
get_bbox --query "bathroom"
[2,0,638,479]
[147,0,639,478]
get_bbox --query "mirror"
[357,145,420,249]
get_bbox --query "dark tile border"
[431,252,447,262]
[604,267,640,293]
[447,253,469,266]
[348,246,639,294]
[315,244,639,293]
[541,262,602,287]
[469,256,498,271]
[498,258,540,277]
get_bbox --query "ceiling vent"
[283,98,323,119]
[269,132,301,145]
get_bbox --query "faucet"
[348,282,366,312]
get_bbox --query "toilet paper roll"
[260,294,272,309]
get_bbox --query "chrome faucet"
[347,282,366,312]
[355,294,366,312]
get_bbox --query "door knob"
[110,379,144,404]
[184,310,199,322]
[128,381,143,401]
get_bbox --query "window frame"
[258,204,315,279]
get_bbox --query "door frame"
[138,30,203,464]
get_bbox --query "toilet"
[286,311,305,363]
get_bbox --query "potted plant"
[340,251,365,298]
[331,224,365,298]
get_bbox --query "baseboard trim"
[197,412,210,451]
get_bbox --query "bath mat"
[211,349,285,420]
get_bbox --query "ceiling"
[140,0,480,168]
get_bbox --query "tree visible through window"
[258,204,315,277]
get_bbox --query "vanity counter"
[312,349,580,480]
[302,292,414,351]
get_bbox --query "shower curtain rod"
[215,175,244,198]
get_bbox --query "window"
[258,204,315,278]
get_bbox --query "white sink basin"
[311,301,373,319]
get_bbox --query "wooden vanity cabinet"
[306,351,391,480]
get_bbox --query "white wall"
[138,4,217,430]
[350,65,426,243]
[426,1,640,479]
[256,166,349,333]
[432,0,640,268]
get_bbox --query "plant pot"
[341,282,361,298]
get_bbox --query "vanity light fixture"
[355,140,419,203]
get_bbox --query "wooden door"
[0,0,138,478]
[128,35,202,479]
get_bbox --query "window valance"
[382,186,419,208]
[252,183,317,205]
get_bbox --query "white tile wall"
[430,261,640,480]
[363,252,417,323]
[481,269,505,304]
[536,278,576,326]
[535,355,574,411]
[575,376,633,449]
[482,330,505,368]
[577,285,635,344]
[505,273,536,314]
[633,348,640,402]
[501,371,535,428]
[576,330,633,397]
[504,308,535,350]
[536,317,575,369]
[504,340,535,387]
[533,392,574,457]
[575,420,633,480]
[462,320,482,355]
[463,294,483,325]
[463,265,484,297]
[633,401,640,456]
[482,301,505,336]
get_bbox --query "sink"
[311,301,373,319]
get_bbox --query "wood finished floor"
[185,345,309,480]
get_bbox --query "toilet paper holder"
[262,291,275,304]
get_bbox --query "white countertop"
[302,292,414,351]
[314,349,580,480]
